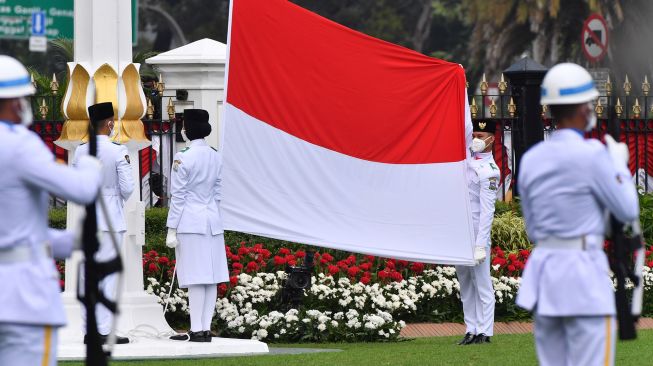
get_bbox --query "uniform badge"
[173,159,182,172]
[488,177,498,191]
[479,122,486,130]
[489,162,499,171]
[124,155,130,164]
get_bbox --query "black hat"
[184,109,212,140]
[88,102,114,122]
[472,120,496,134]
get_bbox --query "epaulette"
[211,147,218,152]
[181,147,190,153]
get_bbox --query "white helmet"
[540,63,599,105]
[0,55,36,99]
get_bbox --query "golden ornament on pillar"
[615,98,623,117]
[605,75,612,97]
[115,64,149,147]
[595,99,604,117]
[498,74,507,95]
[38,99,48,120]
[489,98,497,118]
[623,75,632,96]
[508,97,516,118]
[167,98,176,120]
[50,73,59,93]
[55,64,91,149]
[156,74,165,94]
[480,73,488,95]
[146,97,155,119]
[470,98,478,118]
[642,76,650,96]
[632,98,641,118]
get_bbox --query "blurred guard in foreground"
[0,55,102,365]
[166,109,229,342]
[75,102,134,345]
[516,63,639,366]
[455,120,499,345]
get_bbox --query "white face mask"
[181,128,189,143]
[17,98,33,127]
[471,136,492,153]
[585,103,597,131]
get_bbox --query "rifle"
[77,117,124,365]
[607,94,644,341]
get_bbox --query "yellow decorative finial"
[39,99,49,120]
[508,97,516,118]
[470,98,478,118]
[595,99,604,117]
[156,73,165,94]
[498,74,507,95]
[606,75,612,97]
[643,76,650,96]
[541,105,548,118]
[480,73,488,95]
[489,98,497,117]
[615,98,623,117]
[166,98,176,120]
[146,97,154,119]
[633,98,641,118]
[623,75,632,96]
[50,73,59,93]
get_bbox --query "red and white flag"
[221,0,475,264]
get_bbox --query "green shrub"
[494,199,522,217]
[491,211,531,250]
[49,208,67,229]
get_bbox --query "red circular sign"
[581,13,609,63]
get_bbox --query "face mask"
[17,98,33,127]
[471,136,492,153]
[181,128,189,143]
[585,103,597,131]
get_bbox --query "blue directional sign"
[30,10,46,36]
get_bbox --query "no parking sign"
[581,14,609,63]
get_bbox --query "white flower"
[317,323,326,331]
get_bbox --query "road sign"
[28,35,46,52]
[30,10,45,35]
[0,0,138,45]
[581,13,609,63]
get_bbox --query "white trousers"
[0,323,58,366]
[455,253,495,336]
[188,284,218,332]
[81,231,124,335]
[535,315,615,366]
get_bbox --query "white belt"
[0,244,51,264]
[536,235,603,250]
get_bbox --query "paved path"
[400,318,653,338]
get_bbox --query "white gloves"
[474,246,487,265]
[605,135,629,169]
[166,228,179,248]
[77,155,103,172]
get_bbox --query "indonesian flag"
[221,0,475,264]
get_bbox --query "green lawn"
[61,330,653,366]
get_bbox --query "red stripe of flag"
[227,0,466,164]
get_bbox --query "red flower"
[232,262,243,270]
[246,261,258,273]
[359,262,371,271]
[328,265,340,275]
[390,271,403,282]
[157,257,170,266]
[285,254,296,262]
[508,253,518,262]
[230,276,238,286]
[287,259,297,266]
[321,253,334,263]
[410,262,425,274]
[397,260,409,268]
[295,250,306,259]
[496,248,505,257]
[385,260,395,270]
[238,247,249,256]
[278,248,291,256]
[364,255,375,263]
[378,270,389,280]
[362,271,371,279]
[231,269,241,276]
[218,283,228,296]
[508,265,516,272]
[492,257,506,266]
[360,276,371,285]
[148,263,158,273]
[320,258,330,265]
[519,249,530,257]
[230,255,241,262]
[513,261,524,270]
[273,256,286,266]
[59,279,65,289]
[337,260,349,269]
[347,266,360,277]
[147,250,158,257]
[346,255,357,265]
[647,260,653,268]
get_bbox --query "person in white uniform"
[74,102,134,345]
[516,63,640,366]
[455,120,500,345]
[0,55,102,366]
[166,109,229,342]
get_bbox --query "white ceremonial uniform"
[74,135,134,335]
[517,129,639,366]
[455,151,499,337]
[167,139,229,287]
[0,121,101,366]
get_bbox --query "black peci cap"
[472,120,496,134]
[183,109,212,140]
[88,102,114,122]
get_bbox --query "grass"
[61,330,653,366]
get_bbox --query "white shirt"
[74,136,134,232]
[468,152,500,248]
[167,139,223,235]
[516,129,639,316]
[0,121,101,326]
